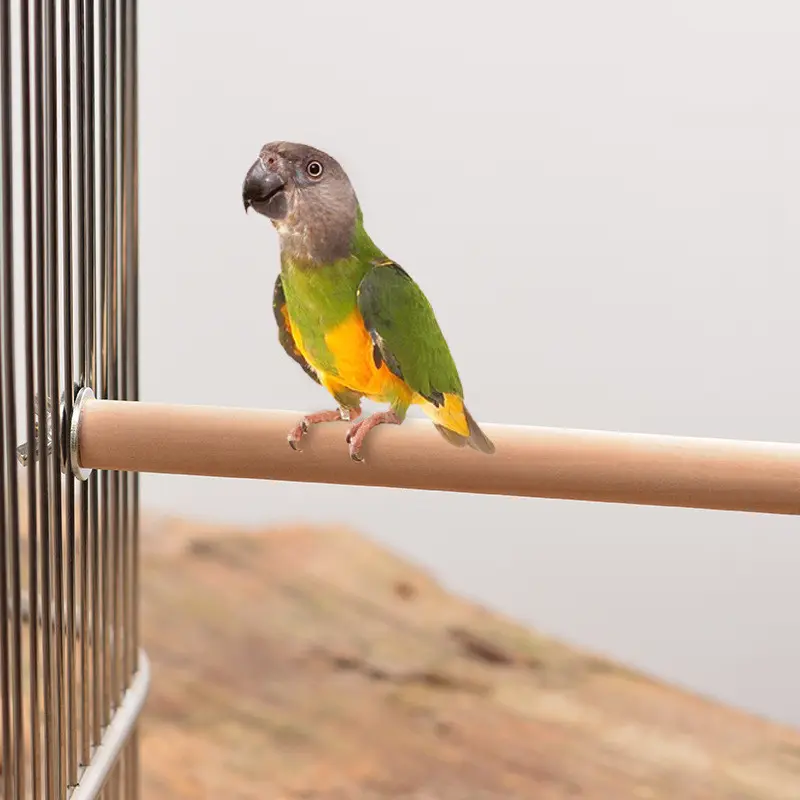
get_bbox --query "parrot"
[242,141,495,462]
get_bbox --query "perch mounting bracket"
[16,384,95,481]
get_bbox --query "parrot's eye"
[306,160,324,179]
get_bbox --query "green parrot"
[242,141,495,462]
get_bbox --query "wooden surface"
[78,400,800,514]
[135,516,800,799]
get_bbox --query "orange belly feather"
[290,310,469,437]
[322,311,407,401]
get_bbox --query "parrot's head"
[242,141,359,262]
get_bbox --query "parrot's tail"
[434,406,495,455]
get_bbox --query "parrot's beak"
[242,158,287,219]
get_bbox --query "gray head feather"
[250,141,360,264]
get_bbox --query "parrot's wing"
[357,260,495,454]
[357,260,463,407]
[272,274,321,385]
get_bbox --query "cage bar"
[0,1,144,799]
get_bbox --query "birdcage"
[0,2,147,799]
[2,2,800,799]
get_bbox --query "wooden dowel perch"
[75,399,800,515]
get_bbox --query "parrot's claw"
[287,420,308,451]
[344,419,365,445]
[349,448,364,463]
[287,407,361,452]
[345,410,402,463]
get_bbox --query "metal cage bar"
[1,2,144,799]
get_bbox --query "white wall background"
[138,0,800,728]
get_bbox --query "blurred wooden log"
[136,517,800,800]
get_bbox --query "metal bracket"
[16,383,95,481]
[15,391,57,468]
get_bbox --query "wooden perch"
[74,399,800,515]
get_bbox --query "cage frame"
[2,2,800,800]
[1,1,145,798]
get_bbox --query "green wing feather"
[357,260,495,455]
[272,274,321,385]
[356,260,463,406]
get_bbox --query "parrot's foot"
[345,409,402,463]
[288,406,361,451]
